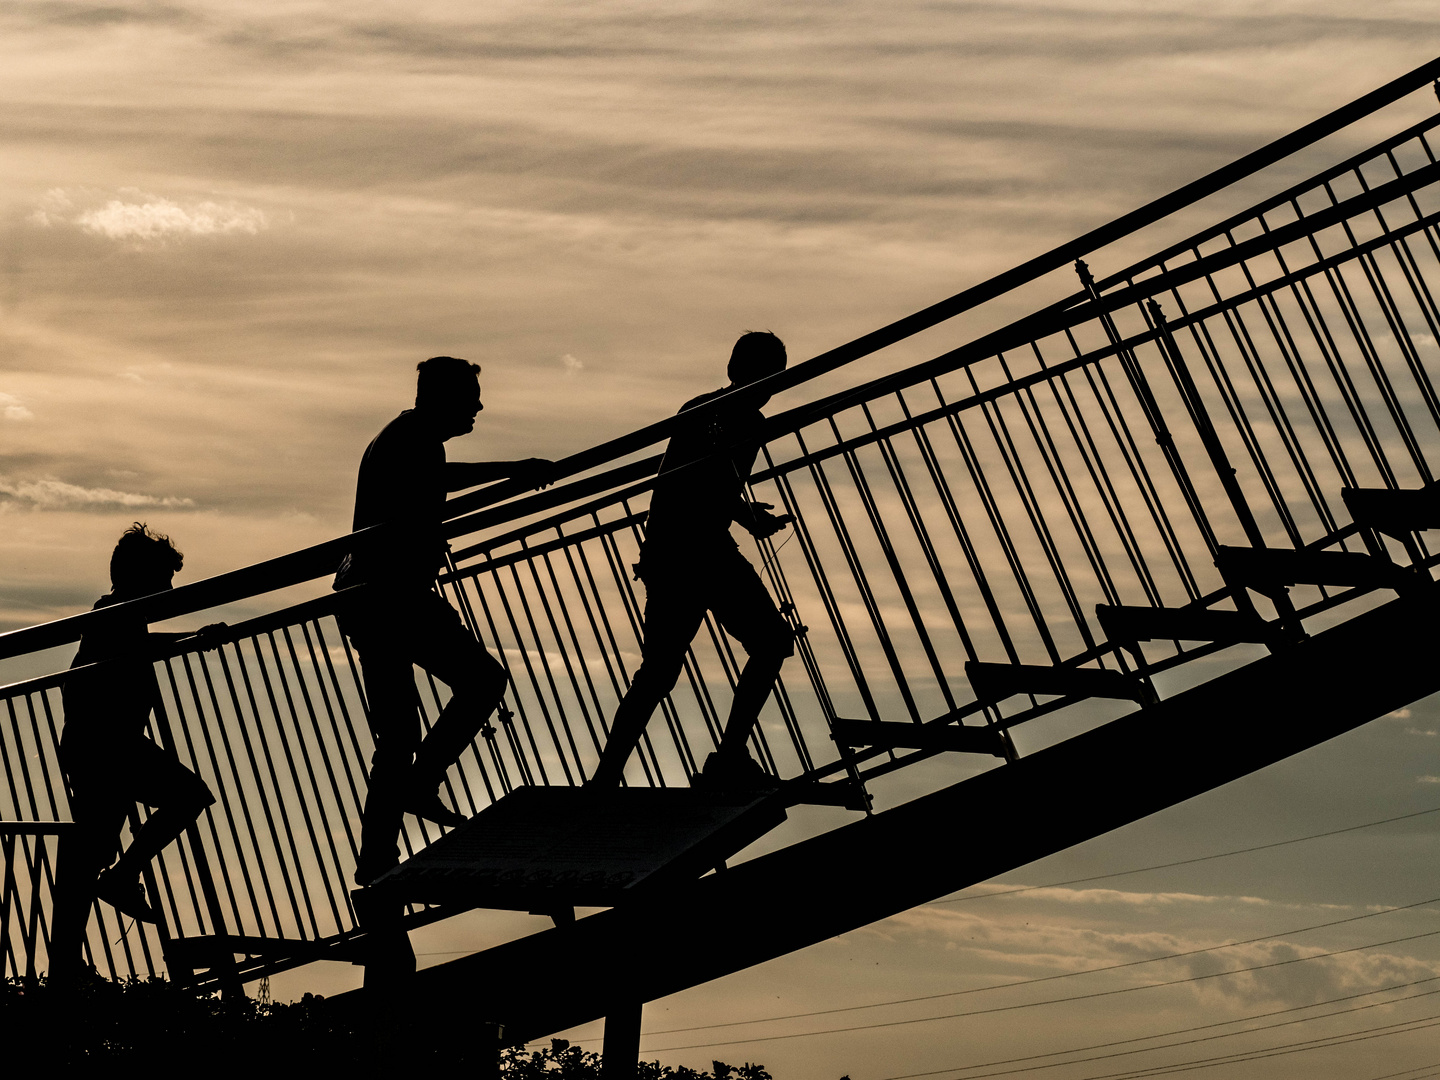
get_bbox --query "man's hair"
[110,522,183,590]
[727,331,787,385]
[416,355,481,408]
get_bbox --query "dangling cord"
[757,523,796,571]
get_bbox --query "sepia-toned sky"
[4,2,1440,1077]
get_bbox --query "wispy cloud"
[872,887,1440,1008]
[31,187,268,242]
[0,393,33,421]
[0,477,195,510]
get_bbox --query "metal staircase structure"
[6,56,1440,1045]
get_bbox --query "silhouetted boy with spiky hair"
[50,523,220,985]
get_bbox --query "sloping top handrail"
[442,53,1440,521]
[443,155,1440,556]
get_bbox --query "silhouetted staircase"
[5,56,1440,1076]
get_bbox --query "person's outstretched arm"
[151,623,229,650]
[445,458,557,492]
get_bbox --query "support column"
[601,998,643,1080]
[477,1020,506,1080]
[351,887,416,988]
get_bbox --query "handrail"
[0,588,365,699]
[442,54,1440,518]
[0,532,356,662]
[1092,109,1440,293]
[444,157,1440,554]
[1,57,1435,663]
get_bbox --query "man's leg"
[108,743,214,880]
[709,549,796,769]
[49,779,126,985]
[408,591,507,810]
[76,740,215,922]
[590,572,706,787]
[589,648,687,787]
[352,644,423,883]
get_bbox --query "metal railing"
[5,59,1440,990]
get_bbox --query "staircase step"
[965,661,1153,705]
[1096,603,1274,645]
[1214,545,1409,598]
[362,787,787,911]
[165,934,325,967]
[1342,485,1440,540]
[782,778,872,811]
[831,718,1006,757]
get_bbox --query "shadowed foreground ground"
[1,975,783,1078]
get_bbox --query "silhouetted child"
[50,523,221,985]
[590,331,795,787]
[336,355,554,886]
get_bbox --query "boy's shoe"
[353,848,400,888]
[403,789,467,828]
[94,869,158,923]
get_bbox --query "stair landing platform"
[366,785,787,912]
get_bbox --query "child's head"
[109,522,184,597]
[727,331,787,386]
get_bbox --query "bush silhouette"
[502,1039,772,1079]
[6,976,776,1076]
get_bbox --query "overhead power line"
[642,927,1440,1053]
[879,982,1440,1080]
[642,893,1440,1037]
[933,804,1440,904]
[1069,1014,1440,1080]
[545,805,1440,1051]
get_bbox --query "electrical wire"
[642,894,1440,1036]
[933,804,1440,904]
[1359,1061,1440,1080]
[543,805,1440,1049]
[1066,1014,1440,1080]
[642,926,1440,1052]
[877,981,1440,1079]
[541,806,1440,1059]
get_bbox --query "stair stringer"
[332,585,1440,1041]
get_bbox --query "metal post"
[1147,299,1301,631]
[601,998,643,1080]
[477,1020,506,1080]
[1147,300,1269,549]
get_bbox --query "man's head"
[110,522,183,598]
[727,331,787,388]
[415,355,483,438]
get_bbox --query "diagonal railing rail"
[4,59,1440,991]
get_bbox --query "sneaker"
[94,869,158,923]
[403,789,467,828]
[353,849,400,888]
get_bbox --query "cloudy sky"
[4,1,1440,1077]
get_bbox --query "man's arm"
[445,458,558,492]
[734,499,793,540]
[152,623,230,651]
